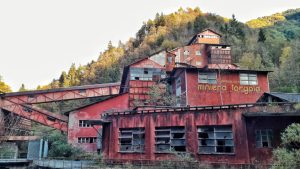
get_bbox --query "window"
[130,68,165,81]
[198,72,217,84]
[196,51,201,56]
[256,129,273,148]
[78,137,97,143]
[198,126,234,154]
[240,73,257,85]
[167,56,172,63]
[184,50,189,56]
[175,78,182,106]
[155,127,186,152]
[119,128,145,152]
[79,120,92,127]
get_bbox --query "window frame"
[79,120,92,127]
[78,137,97,144]
[130,68,165,81]
[255,129,273,148]
[119,128,145,153]
[239,73,258,85]
[197,125,235,155]
[198,72,217,84]
[155,126,186,153]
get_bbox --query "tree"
[43,130,82,158]
[18,84,27,92]
[258,29,266,42]
[58,71,70,87]
[239,52,263,70]
[107,40,113,50]
[193,16,208,33]
[272,123,300,169]
[68,63,79,86]
[0,76,12,93]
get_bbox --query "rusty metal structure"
[0,83,120,139]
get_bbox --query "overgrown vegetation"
[147,83,176,106]
[272,123,300,169]
[32,125,82,158]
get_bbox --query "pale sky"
[0,0,299,91]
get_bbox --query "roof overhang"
[243,111,300,117]
[85,119,111,126]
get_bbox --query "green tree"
[239,52,263,70]
[258,29,266,42]
[44,130,82,158]
[68,63,79,86]
[193,16,208,33]
[107,40,113,50]
[18,84,27,92]
[272,123,300,169]
[59,71,70,87]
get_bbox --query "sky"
[0,0,299,91]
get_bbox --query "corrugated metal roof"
[269,92,300,102]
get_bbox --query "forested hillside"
[39,7,300,93]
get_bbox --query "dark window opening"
[155,126,186,153]
[256,129,273,148]
[198,125,234,154]
[119,128,145,153]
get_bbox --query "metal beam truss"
[0,83,120,140]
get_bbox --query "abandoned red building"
[62,29,300,165]
[1,28,299,164]
[100,103,300,164]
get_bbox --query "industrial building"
[1,29,300,165]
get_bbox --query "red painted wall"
[172,44,208,68]
[245,116,300,164]
[184,69,269,106]
[102,108,250,164]
[67,93,129,152]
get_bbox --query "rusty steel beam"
[0,83,120,132]
[0,99,68,132]
[2,83,120,104]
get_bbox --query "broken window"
[78,137,97,143]
[119,128,145,153]
[256,129,273,148]
[240,73,257,85]
[130,68,165,81]
[198,72,217,84]
[198,125,234,154]
[155,126,186,153]
[79,120,92,127]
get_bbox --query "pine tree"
[107,41,113,50]
[258,29,266,42]
[19,83,27,92]
[59,71,70,87]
